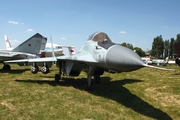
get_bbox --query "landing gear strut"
[55,61,63,83]
[85,65,96,90]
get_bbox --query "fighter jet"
[1,33,47,70]
[4,32,174,89]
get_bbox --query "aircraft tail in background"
[68,46,75,55]
[4,35,13,50]
[12,33,47,54]
[60,46,75,55]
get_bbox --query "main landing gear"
[54,62,101,90]
[41,64,49,74]
[31,63,49,74]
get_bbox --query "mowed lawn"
[0,64,180,120]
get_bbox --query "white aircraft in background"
[41,43,75,57]
[1,33,47,70]
[141,57,175,66]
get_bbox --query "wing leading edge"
[4,51,98,64]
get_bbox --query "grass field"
[0,64,180,120]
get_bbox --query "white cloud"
[120,31,127,34]
[8,21,18,24]
[61,38,66,40]
[26,29,34,32]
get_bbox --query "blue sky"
[0,0,180,52]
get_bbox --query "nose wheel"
[85,80,93,90]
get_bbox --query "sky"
[0,0,180,52]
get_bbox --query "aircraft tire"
[85,81,93,90]
[175,58,180,66]
[2,64,11,70]
[55,74,60,83]
[41,65,49,74]
[31,65,39,74]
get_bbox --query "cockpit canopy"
[88,32,116,49]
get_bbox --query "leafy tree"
[133,47,145,57]
[151,35,164,58]
[176,34,180,42]
[120,42,133,50]
[120,42,127,47]
[164,40,169,58]
[169,38,175,58]
[126,43,133,50]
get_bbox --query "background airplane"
[1,33,47,70]
[5,32,174,90]
[41,43,75,57]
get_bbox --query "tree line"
[120,34,180,58]
[151,34,180,59]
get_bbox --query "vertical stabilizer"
[12,33,47,54]
[68,46,75,55]
[4,35,13,50]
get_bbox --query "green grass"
[0,64,180,120]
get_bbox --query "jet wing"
[4,52,97,64]
[0,51,21,57]
[4,57,57,63]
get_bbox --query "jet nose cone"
[106,45,144,72]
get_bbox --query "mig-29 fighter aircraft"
[5,32,174,89]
